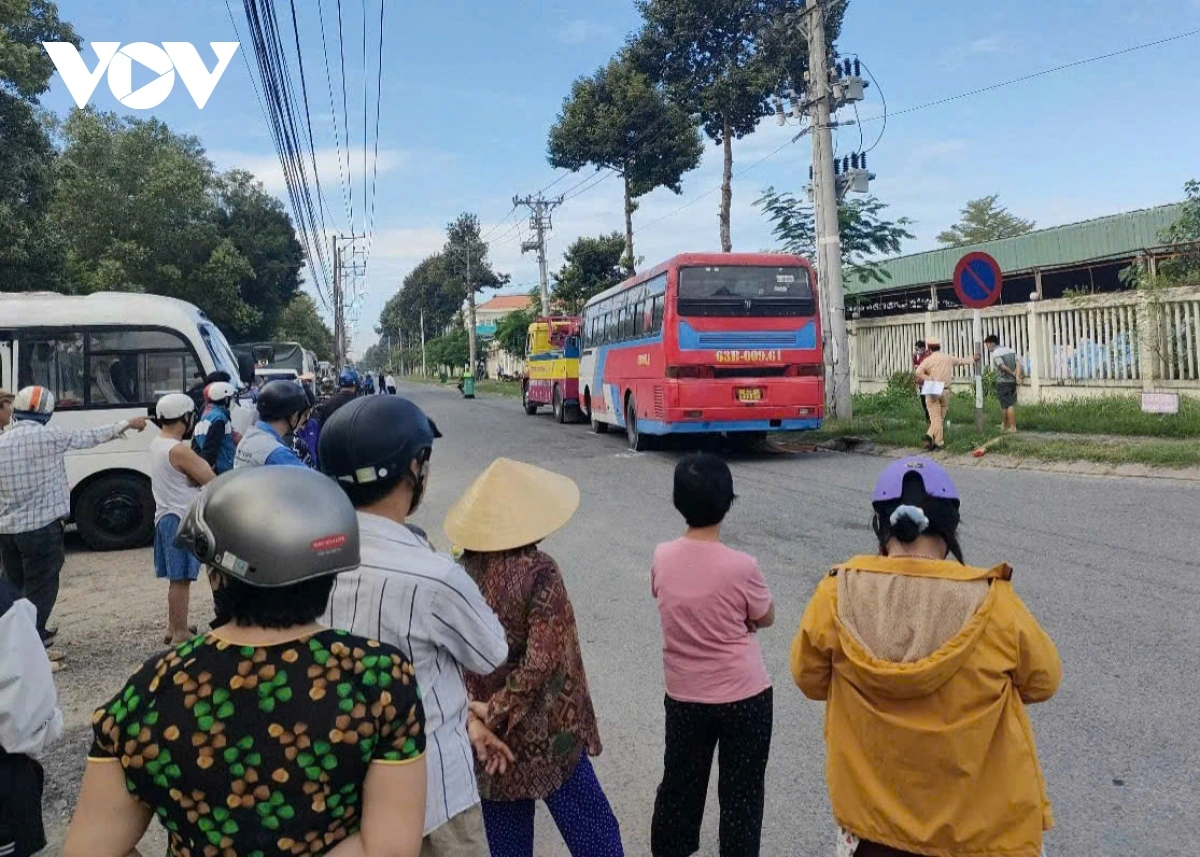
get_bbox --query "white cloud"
[942,34,1016,67]
[555,19,614,45]
[911,138,969,159]
[208,147,409,194]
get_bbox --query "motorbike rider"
[315,368,360,425]
[233,380,309,468]
[191,380,238,474]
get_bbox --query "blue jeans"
[481,755,623,857]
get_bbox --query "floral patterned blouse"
[88,629,425,857]
[463,547,602,801]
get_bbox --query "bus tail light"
[685,410,704,418]
[666,366,713,379]
[797,407,816,416]
[785,364,823,377]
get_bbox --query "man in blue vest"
[233,381,309,468]
[191,380,237,474]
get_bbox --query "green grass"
[792,390,1200,468]
[399,375,522,398]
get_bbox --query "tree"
[935,194,1035,247]
[1121,179,1200,292]
[494,306,536,357]
[51,110,257,331]
[214,170,305,340]
[1156,179,1200,284]
[443,212,509,375]
[0,96,66,291]
[0,0,79,101]
[275,293,334,360]
[425,328,470,372]
[633,0,838,252]
[0,0,79,291]
[756,187,914,283]
[379,253,461,344]
[551,232,631,313]
[548,53,703,269]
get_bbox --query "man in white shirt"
[318,395,510,856]
[0,386,147,645]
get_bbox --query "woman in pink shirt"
[650,453,775,857]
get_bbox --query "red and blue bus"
[578,252,824,450]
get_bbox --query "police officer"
[234,380,309,468]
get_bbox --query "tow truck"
[522,316,582,423]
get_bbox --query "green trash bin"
[461,374,475,399]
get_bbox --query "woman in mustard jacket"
[792,458,1061,857]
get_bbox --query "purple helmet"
[872,457,958,502]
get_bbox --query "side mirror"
[237,352,255,386]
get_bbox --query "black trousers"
[918,391,929,421]
[0,752,46,857]
[651,688,773,857]
[0,520,65,637]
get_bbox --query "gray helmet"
[175,466,359,587]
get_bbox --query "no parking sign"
[953,252,1003,309]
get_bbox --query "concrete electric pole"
[805,0,852,421]
[513,193,564,317]
[420,308,427,377]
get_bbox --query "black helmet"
[257,380,310,421]
[319,395,442,487]
[175,466,359,586]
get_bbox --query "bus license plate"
[736,387,763,402]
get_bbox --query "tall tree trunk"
[623,173,636,273]
[720,115,733,252]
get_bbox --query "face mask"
[408,460,430,515]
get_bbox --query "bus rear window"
[677,266,814,317]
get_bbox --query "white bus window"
[88,329,198,407]
[19,333,86,409]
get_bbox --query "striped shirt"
[321,512,508,836]
[0,419,130,534]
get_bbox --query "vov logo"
[42,42,240,110]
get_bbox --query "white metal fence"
[848,286,1200,398]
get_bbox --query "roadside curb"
[788,437,1200,483]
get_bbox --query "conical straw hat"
[443,458,581,553]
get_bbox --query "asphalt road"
[396,381,1200,857]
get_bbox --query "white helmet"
[156,393,197,421]
[206,381,236,404]
[13,386,55,424]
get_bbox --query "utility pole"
[420,309,427,377]
[805,0,852,420]
[513,193,564,317]
[332,234,365,370]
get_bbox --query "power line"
[334,0,355,227]
[857,58,886,153]
[361,0,368,237]
[364,0,386,264]
[635,27,1200,236]
[869,28,1200,124]
[317,0,352,226]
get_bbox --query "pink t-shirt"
[651,537,773,704]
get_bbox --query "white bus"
[0,292,257,550]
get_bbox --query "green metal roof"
[846,202,1185,295]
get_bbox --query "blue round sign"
[953,252,1002,309]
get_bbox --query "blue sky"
[43,0,1200,354]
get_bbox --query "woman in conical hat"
[445,458,624,857]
